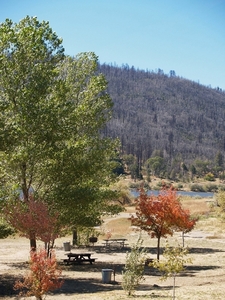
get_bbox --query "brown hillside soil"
[1,201,225,300]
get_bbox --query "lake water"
[130,190,214,198]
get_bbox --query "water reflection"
[130,190,214,198]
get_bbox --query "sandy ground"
[1,212,225,300]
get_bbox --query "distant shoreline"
[130,189,214,198]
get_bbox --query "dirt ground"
[1,210,225,300]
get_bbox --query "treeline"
[99,63,225,180]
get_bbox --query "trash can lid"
[102,269,113,272]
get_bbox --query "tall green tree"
[0,17,120,248]
[214,151,224,176]
[215,151,223,168]
[145,156,165,177]
[0,16,64,196]
[123,154,141,180]
[0,16,64,248]
[190,164,197,180]
[44,54,121,229]
[194,159,209,176]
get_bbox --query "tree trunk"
[30,231,37,251]
[172,275,176,300]
[45,240,55,258]
[157,236,160,260]
[182,231,185,247]
[72,229,77,246]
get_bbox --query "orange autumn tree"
[132,185,196,259]
[4,196,60,255]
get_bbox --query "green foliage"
[152,241,192,300]
[146,156,165,177]
[152,241,191,279]
[76,226,100,246]
[110,180,133,205]
[190,165,197,176]
[176,183,183,189]
[181,162,188,172]
[204,172,215,181]
[129,182,140,189]
[129,180,150,190]
[205,184,218,192]
[0,218,14,239]
[151,149,163,158]
[112,154,125,176]
[0,16,121,239]
[169,169,177,180]
[218,184,225,191]
[0,16,65,204]
[42,53,121,227]
[190,183,206,192]
[219,173,225,180]
[123,154,142,179]
[129,163,140,179]
[215,151,223,168]
[123,154,136,167]
[122,238,147,296]
[194,160,209,176]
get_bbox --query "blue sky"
[1,0,225,90]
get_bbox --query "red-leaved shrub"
[14,248,63,300]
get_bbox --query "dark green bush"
[0,220,14,239]
[129,181,150,190]
[176,183,184,190]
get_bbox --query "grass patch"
[195,216,225,234]
[180,196,213,216]
[102,217,132,238]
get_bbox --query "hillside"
[99,64,225,169]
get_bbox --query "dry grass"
[180,195,214,216]
[102,217,132,238]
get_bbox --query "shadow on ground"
[144,263,221,278]
[60,260,125,277]
[1,245,223,297]
[0,274,17,296]
[188,247,225,254]
[53,277,121,295]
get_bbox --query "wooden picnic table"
[103,238,127,249]
[64,252,96,265]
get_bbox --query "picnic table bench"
[64,252,96,265]
[103,238,128,249]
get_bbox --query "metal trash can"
[63,242,71,251]
[102,269,113,283]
